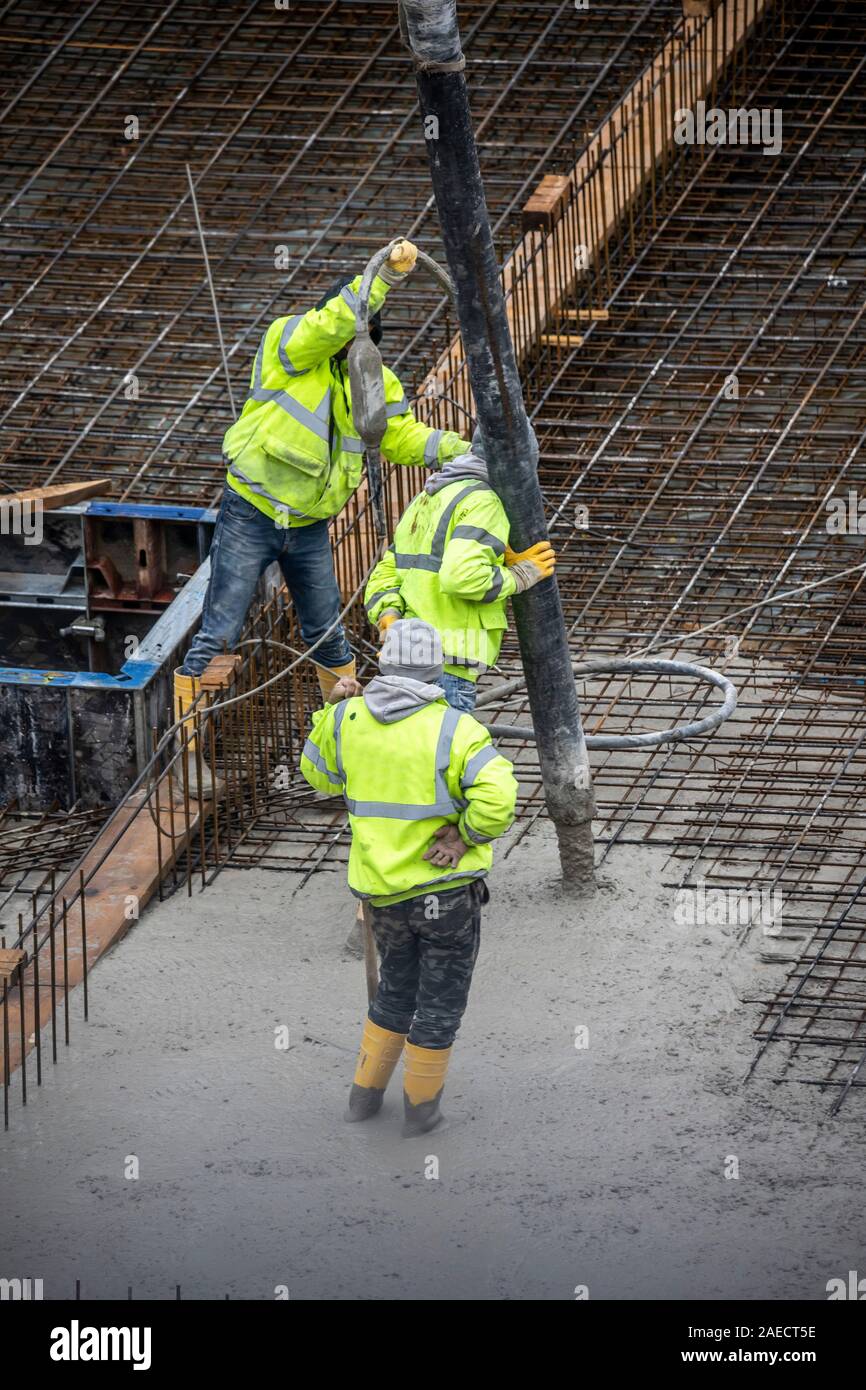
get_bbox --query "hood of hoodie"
[425,450,489,496]
[363,674,445,723]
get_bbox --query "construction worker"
[299,619,517,1136]
[174,239,471,786]
[363,436,555,711]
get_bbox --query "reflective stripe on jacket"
[363,480,517,679]
[222,275,469,525]
[299,696,517,903]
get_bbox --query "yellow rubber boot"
[172,668,220,800]
[345,1019,406,1123]
[402,1041,452,1137]
[317,657,356,705]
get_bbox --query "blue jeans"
[181,485,351,677]
[440,673,477,712]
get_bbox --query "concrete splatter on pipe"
[400,0,596,891]
[399,0,464,67]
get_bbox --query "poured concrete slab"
[1,824,863,1301]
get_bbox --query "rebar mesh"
[3,0,866,1116]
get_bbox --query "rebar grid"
[494,0,866,1105]
[3,1,866,1117]
[0,803,108,936]
[0,0,676,503]
[0,575,367,1122]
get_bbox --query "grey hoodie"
[363,674,445,723]
[424,449,489,496]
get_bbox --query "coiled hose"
[477,657,737,749]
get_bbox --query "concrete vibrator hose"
[348,239,455,534]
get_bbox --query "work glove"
[506,540,556,592]
[505,540,555,569]
[423,824,466,868]
[377,611,400,641]
[381,239,418,281]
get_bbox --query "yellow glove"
[505,540,556,578]
[378,612,400,640]
[387,239,418,275]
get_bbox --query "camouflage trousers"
[367,880,488,1049]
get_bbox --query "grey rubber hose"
[480,657,737,750]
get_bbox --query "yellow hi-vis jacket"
[300,695,518,905]
[363,480,517,681]
[222,274,469,526]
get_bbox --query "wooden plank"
[683,0,722,17]
[200,653,242,691]
[565,308,610,322]
[522,173,571,230]
[539,334,584,348]
[0,949,25,983]
[1,479,112,509]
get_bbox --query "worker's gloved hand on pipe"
[423,824,466,868]
[377,612,400,641]
[327,675,363,703]
[385,238,418,276]
[506,540,556,592]
[505,540,554,569]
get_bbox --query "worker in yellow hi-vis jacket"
[299,619,517,1137]
[174,240,471,792]
[364,435,555,713]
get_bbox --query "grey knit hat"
[379,619,444,684]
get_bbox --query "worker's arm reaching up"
[265,275,389,380]
[265,241,417,380]
[364,545,405,631]
[438,489,557,604]
[299,672,364,794]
